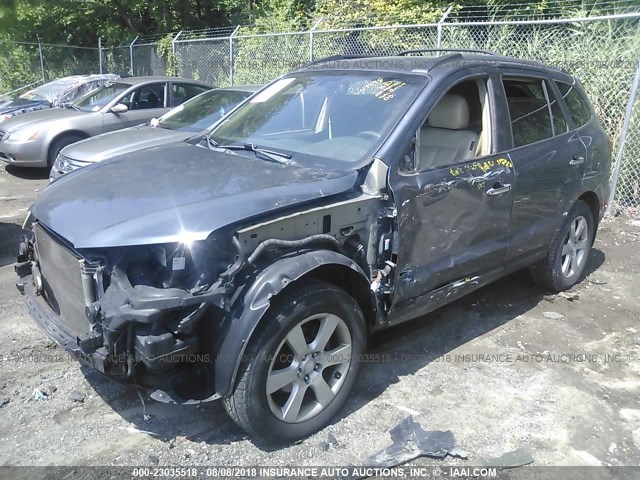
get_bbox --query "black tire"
[47,135,84,169]
[530,200,594,292]
[223,280,366,444]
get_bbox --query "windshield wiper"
[207,138,292,165]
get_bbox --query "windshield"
[158,89,252,132]
[75,82,129,112]
[209,72,426,168]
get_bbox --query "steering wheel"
[356,130,381,141]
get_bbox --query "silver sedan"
[0,76,213,168]
[49,85,259,180]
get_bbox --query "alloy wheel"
[266,313,352,423]
[560,215,589,278]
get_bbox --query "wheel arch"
[47,130,90,163]
[213,249,376,397]
[577,190,601,230]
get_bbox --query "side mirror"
[150,118,159,127]
[110,103,129,114]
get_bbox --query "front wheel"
[47,134,84,169]
[530,200,595,291]
[223,280,366,444]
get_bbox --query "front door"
[103,82,169,132]
[388,74,515,313]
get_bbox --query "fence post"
[36,35,45,83]
[229,26,240,86]
[606,57,640,216]
[436,5,453,49]
[309,18,324,62]
[129,36,138,76]
[171,31,183,76]
[98,37,103,74]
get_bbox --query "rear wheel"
[223,280,366,444]
[530,200,594,291]
[47,135,84,169]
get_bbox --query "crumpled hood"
[61,125,190,163]
[32,142,359,249]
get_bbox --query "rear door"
[389,71,515,310]
[498,71,586,264]
[102,82,169,132]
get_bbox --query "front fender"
[214,249,369,397]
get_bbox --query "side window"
[118,91,134,109]
[415,78,489,171]
[131,83,166,110]
[503,78,554,148]
[556,81,592,128]
[171,83,210,107]
[399,136,417,173]
[547,83,568,136]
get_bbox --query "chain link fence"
[131,42,167,76]
[1,11,640,211]
[101,46,131,77]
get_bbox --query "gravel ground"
[1,163,639,469]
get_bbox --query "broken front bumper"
[19,277,111,373]
[16,238,228,403]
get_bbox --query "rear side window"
[556,81,592,128]
[502,77,568,147]
[503,78,554,148]
[548,85,568,135]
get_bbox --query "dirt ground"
[1,163,639,470]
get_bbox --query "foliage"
[315,0,450,28]
[156,34,180,76]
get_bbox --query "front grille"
[34,223,90,338]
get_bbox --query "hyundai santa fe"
[16,50,611,443]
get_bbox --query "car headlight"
[125,235,232,291]
[5,127,41,142]
[52,154,67,170]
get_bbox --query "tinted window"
[503,78,553,148]
[131,83,165,110]
[171,83,211,107]
[158,89,252,132]
[547,83,568,136]
[556,81,592,128]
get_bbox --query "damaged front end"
[15,160,400,405]
[15,223,232,402]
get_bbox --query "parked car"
[0,76,213,168]
[16,50,610,443]
[0,94,11,108]
[49,85,259,180]
[0,74,119,122]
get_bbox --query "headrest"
[427,93,470,130]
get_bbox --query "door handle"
[569,155,585,165]
[486,182,511,196]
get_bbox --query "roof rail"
[301,54,371,69]
[398,48,498,56]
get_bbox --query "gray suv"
[16,50,611,443]
[0,76,212,168]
